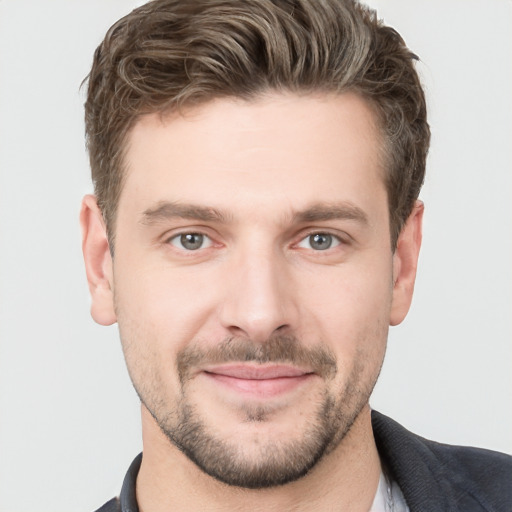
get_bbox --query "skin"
[81,92,423,511]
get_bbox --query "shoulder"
[93,497,121,512]
[420,436,512,506]
[92,454,141,512]
[372,410,512,511]
[427,437,512,478]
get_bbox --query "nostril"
[228,325,247,335]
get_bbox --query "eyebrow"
[292,202,369,225]
[141,202,230,224]
[141,201,368,226]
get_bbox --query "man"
[80,0,512,510]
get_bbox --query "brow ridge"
[141,200,368,226]
[293,202,369,225]
[141,202,230,224]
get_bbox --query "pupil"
[311,233,331,250]
[181,233,203,250]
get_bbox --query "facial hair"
[135,334,377,489]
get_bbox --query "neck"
[136,405,381,512]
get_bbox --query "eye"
[297,233,341,251]
[169,233,212,251]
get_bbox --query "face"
[82,92,422,488]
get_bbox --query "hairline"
[104,88,395,255]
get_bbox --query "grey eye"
[297,233,340,251]
[309,233,333,250]
[170,233,211,251]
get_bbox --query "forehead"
[120,92,386,221]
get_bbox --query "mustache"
[177,334,337,382]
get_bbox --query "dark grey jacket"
[95,411,512,511]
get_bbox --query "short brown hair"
[84,0,429,248]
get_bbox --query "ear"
[390,200,424,326]
[80,195,117,326]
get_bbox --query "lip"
[202,364,315,398]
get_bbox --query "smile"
[202,364,315,398]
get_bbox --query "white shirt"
[369,471,409,512]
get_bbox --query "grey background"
[0,1,510,511]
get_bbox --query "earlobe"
[80,195,117,326]
[390,201,424,326]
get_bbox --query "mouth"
[202,364,316,398]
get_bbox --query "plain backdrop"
[0,1,510,511]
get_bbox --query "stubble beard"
[134,335,380,489]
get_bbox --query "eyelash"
[295,231,343,251]
[164,229,347,254]
[166,232,214,251]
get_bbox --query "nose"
[218,242,298,343]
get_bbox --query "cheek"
[302,259,394,326]
[113,258,218,343]
[298,259,393,364]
